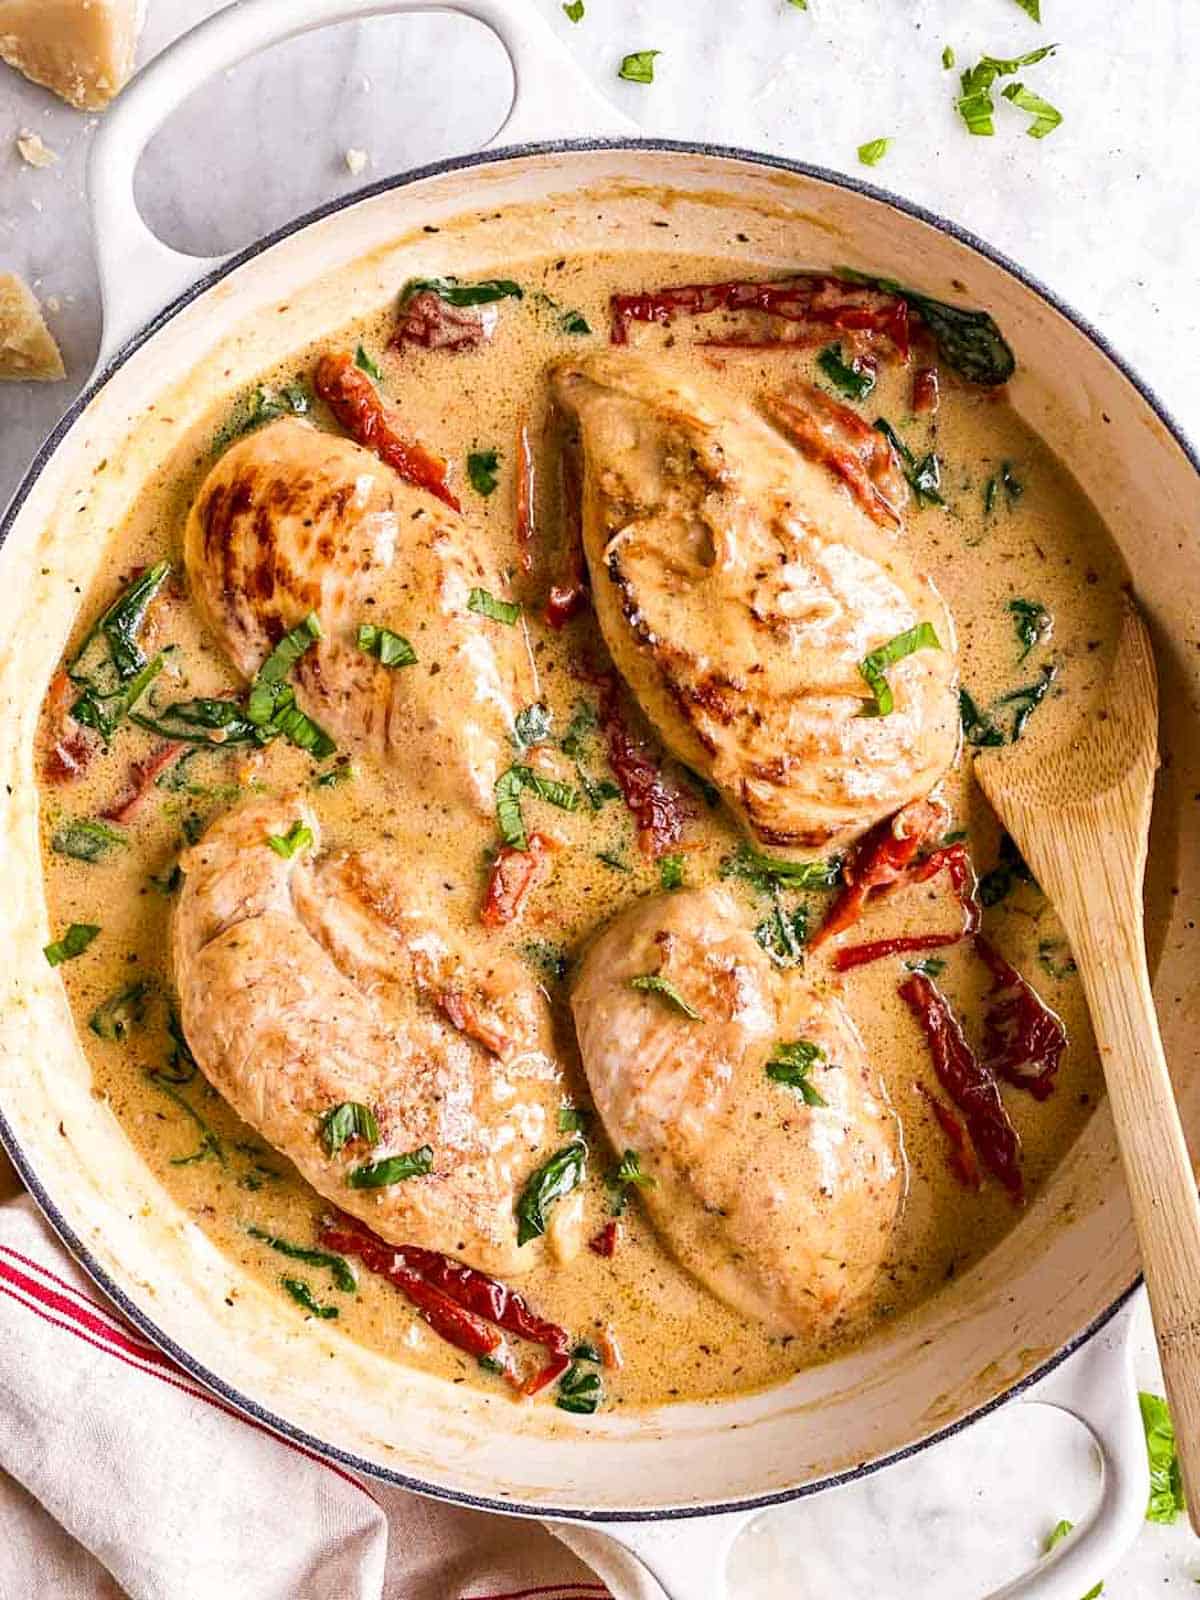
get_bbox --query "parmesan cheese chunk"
[0,0,146,110]
[16,127,58,166]
[0,273,66,381]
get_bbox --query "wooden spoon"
[975,592,1200,1532]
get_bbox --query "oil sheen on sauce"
[37,248,1125,1410]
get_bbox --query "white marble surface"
[1,1,1198,1593]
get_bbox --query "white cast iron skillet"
[2,3,1198,1595]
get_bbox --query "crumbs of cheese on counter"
[16,128,58,167]
[0,0,146,110]
[0,273,65,381]
[345,148,369,176]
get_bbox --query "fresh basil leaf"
[313,761,357,788]
[859,621,942,717]
[1037,938,1076,980]
[556,1361,602,1414]
[468,588,521,625]
[979,832,1036,907]
[467,449,501,497]
[1044,1519,1073,1553]
[998,661,1058,739]
[618,49,660,83]
[905,957,947,978]
[904,286,1016,385]
[561,309,591,335]
[960,687,1006,747]
[516,1140,586,1245]
[354,344,384,381]
[159,1008,198,1084]
[874,418,945,506]
[1009,598,1052,661]
[817,343,876,401]
[252,612,322,696]
[560,700,597,759]
[1013,0,1041,18]
[576,765,620,811]
[266,820,313,859]
[720,840,841,892]
[478,1354,507,1374]
[281,1276,339,1319]
[659,854,685,891]
[942,45,955,68]
[605,1146,655,1216]
[1002,80,1062,137]
[557,1104,591,1133]
[572,1340,602,1363]
[1140,1391,1186,1524]
[131,696,260,745]
[512,702,552,752]
[766,1039,829,1106]
[356,623,417,668]
[399,276,523,309]
[44,922,100,966]
[89,980,149,1042]
[148,1072,225,1166]
[956,46,1058,140]
[68,560,170,698]
[248,1227,357,1292]
[596,849,632,873]
[150,864,183,896]
[347,1145,434,1188]
[495,767,529,850]
[563,0,584,19]
[755,893,809,968]
[857,137,891,167]
[245,384,310,431]
[629,973,702,1020]
[51,817,127,863]
[320,1101,380,1156]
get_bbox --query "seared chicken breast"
[551,352,958,854]
[572,886,902,1340]
[184,417,532,818]
[172,795,579,1276]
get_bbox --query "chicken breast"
[571,886,902,1340]
[184,416,532,818]
[551,352,958,855]
[172,794,579,1276]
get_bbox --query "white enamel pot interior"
[2,4,1198,1598]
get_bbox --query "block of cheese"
[0,0,146,110]
[0,274,65,381]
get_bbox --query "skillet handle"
[88,0,633,369]
[544,1299,1149,1600]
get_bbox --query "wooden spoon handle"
[1071,921,1200,1531]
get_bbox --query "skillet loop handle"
[88,0,633,371]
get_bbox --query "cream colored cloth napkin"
[0,1153,655,1600]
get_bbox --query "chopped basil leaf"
[558,1104,591,1133]
[618,49,660,83]
[1037,938,1076,980]
[956,46,1058,139]
[561,309,591,336]
[512,702,552,751]
[560,700,597,758]
[576,765,620,811]
[357,623,417,668]
[839,269,1015,386]
[1001,461,1024,501]
[524,940,570,983]
[266,820,313,859]
[857,137,891,167]
[629,973,701,1020]
[572,1340,602,1363]
[942,45,955,69]
[347,1145,434,1188]
[478,1354,507,1374]
[313,760,357,788]
[247,1227,357,1292]
[1140,1391,1185,1524]
[998,661,1058,740]
[605,1147,655,1215]
[281,1276,339,1319]
[659,854,685,891]
[596,849,632,873]
[755,893,808,968]
[67,561,172,738]
[89,981,149,1042]
[787,0,807,8]
[51,816,126,863]
[148,1073,225,1166]
[467,449,501,497]
[1013,0,1041,18]
[874,418,945,507]
[150,864,183,896]
[515,1140,586,1246]
[1002,81,1062,138]
[399,276,523,309]
[1009,598,1052,661]
[468,588,521,625]
[859,621,942,717]
[516,767,580,813]
[556,1361,602,1414]
[817,343,876,401]
[244,613,336,759]
[905,957,947,978]
[320,1100,380,1156]
[1044,1519,1073,1553]
[131,696,260,746]
[495,764,580,850]
[159,1008,198,1084]
[959,687,1006,747]
[720,840,841,892]
[942,829,969,844]
[252,612,322,694]
[354,344,384,381]
[979,832,1037,907]
[245,384,310,431]
[767,1040,828,1106]
[44,922,100,967]
[563,0,584,19]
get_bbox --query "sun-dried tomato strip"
[320,1231,501,1358]
[914,1083,981,1191]
[762,385,907,529]
[912,366,940,415]
[546,433,589,627]
[610,275,910,360]
[392,290,491,353]
[480,831,555,928]
[314,352,460,511]
[809,798,947,950]
[100,741,186,823]
[834,842,981,970]
[975,935,1067,1101]
[589,1221,619,1258]
[43,670,99,783]
[899,971,1024,1202]
[588,669,694,858]
[521,1351,571,1397]
[515,421,535,575]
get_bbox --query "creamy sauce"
[36,248,1126,1410]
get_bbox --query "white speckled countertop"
[1,1,1198,1592]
